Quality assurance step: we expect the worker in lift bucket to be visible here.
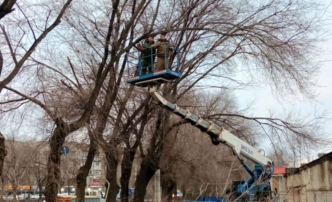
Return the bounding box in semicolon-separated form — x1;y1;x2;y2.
138;35;156;74
151;31;174;71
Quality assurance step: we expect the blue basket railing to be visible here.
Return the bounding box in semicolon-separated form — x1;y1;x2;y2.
126;43;180;79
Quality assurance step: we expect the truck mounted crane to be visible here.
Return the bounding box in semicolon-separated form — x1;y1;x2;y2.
148;86;274;202
127;43;274;201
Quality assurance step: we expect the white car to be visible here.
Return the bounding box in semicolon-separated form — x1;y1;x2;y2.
3;194;25;201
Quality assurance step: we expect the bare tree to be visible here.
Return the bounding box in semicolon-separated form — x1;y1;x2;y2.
50;1;159;202
0;0;17;179
0;1;74;200
30;149;47;202
2;138;34;201
0;1;330;202
75;129;98;202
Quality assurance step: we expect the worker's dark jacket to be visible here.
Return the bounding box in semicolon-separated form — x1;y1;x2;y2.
142;41;156;58
140;41;156;71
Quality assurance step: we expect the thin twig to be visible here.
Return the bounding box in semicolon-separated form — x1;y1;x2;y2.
15;2;36;40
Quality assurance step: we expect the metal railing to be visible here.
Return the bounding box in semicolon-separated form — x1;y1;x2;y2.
126;44;180;78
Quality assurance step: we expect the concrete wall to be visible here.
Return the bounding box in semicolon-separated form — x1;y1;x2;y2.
272;159;332;202
271;175;287;201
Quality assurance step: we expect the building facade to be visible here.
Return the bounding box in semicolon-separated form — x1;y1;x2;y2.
272;152;332;202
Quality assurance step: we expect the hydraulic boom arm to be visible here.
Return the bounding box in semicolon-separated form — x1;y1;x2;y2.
149;86;271;165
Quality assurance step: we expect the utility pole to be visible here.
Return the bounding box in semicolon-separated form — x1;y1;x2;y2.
154;170;161;202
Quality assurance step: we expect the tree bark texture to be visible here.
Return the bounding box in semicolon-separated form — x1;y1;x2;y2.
161;171;176;202
45;120;70;202
133;108;171;202
0;132;6;177
120;149;136;202
76;137;97;202
133;155;158;202
105;151;119;202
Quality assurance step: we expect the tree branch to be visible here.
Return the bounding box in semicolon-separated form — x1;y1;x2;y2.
15;2;36;40
0;0;73;92
0;0;16;20
0;51;3;78
4;86;55;119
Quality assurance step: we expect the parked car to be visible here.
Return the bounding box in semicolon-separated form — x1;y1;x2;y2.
3;194;25;201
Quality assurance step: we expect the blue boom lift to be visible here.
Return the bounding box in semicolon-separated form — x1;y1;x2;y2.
127;43;274;202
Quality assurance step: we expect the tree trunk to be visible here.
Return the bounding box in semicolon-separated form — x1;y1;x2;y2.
105;151;119;202
133;155;158;202
0;132;6;177
76;137;97;202
120;149;136;202
0;177;4;202
38;181;43;202
161;171;176;202
133;108;171;202
45;120;69;202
